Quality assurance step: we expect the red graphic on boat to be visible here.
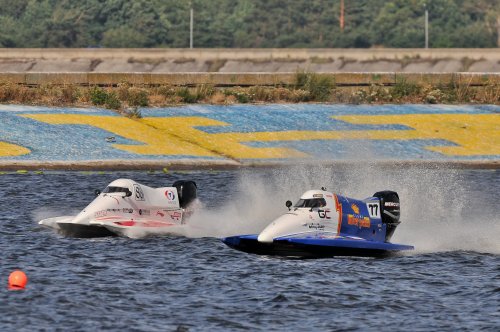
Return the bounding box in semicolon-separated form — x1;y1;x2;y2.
165;190;176;201
170;211;182;220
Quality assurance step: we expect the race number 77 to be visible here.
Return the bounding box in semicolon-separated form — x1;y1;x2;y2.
366;202;380;218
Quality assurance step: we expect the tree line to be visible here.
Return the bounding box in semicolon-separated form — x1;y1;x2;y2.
0;0;498;48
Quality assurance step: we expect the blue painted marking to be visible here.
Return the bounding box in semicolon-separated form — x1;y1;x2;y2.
246;139;461;160
0;107;219;161
0;105;118;115
139;104;499;134
1;104;499;162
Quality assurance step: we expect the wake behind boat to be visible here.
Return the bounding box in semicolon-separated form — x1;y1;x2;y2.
39;179;198;238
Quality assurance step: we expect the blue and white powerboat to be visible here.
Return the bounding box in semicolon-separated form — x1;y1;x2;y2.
222;189;414;258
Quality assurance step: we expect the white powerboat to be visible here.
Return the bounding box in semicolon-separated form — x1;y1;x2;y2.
39;179;198;238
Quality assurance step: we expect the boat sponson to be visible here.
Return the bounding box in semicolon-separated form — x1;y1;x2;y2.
222;235;413;258
57;223;117;238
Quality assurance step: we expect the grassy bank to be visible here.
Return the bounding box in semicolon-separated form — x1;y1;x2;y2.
0;73;498;114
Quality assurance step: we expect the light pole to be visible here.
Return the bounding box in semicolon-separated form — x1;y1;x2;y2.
497;16;500;47
340;0;344;31
190;6;194;48
424;4;429;48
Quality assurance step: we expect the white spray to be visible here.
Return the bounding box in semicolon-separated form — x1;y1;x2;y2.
34;165;499;254
186;164;499;254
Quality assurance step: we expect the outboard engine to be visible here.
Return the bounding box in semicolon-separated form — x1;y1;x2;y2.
372;191;400;242
172;180;197;208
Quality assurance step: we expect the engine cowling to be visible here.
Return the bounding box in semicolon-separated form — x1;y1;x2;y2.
172;180;197;208
372;191;400;241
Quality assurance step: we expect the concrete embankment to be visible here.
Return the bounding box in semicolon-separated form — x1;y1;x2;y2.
0;160;498;171
0;48;499;73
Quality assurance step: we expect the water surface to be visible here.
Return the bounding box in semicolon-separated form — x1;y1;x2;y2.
1;167;498;331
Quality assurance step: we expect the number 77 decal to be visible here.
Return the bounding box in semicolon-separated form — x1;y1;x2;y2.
366;202;381;219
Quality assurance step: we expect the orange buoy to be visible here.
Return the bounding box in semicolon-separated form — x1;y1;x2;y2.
8;270;28;290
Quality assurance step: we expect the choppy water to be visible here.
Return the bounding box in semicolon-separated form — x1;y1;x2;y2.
1;166;499;331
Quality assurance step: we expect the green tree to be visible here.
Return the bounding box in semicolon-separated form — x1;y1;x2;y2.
0;0;497;48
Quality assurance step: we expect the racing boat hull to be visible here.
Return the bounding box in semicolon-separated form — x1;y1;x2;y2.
222;189;414;258
38;179;198;239
223;235;414;258
57;222;117;238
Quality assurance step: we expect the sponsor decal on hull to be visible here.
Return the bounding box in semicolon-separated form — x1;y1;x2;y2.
347;215;371;228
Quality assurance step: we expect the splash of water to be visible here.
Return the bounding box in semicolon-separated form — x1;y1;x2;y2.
33;166;499;254
187;164;499;254
33;207;80;224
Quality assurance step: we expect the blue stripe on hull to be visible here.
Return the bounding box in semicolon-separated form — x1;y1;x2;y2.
222;235;413;258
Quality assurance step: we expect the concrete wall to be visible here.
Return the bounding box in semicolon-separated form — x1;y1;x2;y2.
0;48;499;73
1;48;499;60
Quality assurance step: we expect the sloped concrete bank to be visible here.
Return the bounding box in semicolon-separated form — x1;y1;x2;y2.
0;160;498;171
0;48;499;73
1;104;498;170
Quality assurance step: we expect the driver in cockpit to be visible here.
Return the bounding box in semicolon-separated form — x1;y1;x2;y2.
311;198;326;208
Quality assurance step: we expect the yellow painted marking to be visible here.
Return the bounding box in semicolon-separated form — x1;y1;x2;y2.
21;114;218;157
20;113;500;159
333;114;500;156
141;117;306;159
0;142;30;157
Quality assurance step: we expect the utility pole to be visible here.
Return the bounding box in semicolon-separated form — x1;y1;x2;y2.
190;6;194;48
424;4;429;48
340;0;345;31
497;16;500;47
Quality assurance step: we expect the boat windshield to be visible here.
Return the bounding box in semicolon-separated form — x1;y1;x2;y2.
294;198;326;208
103;186;130;194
